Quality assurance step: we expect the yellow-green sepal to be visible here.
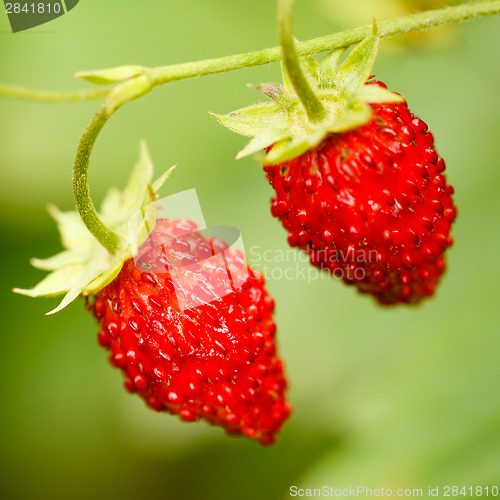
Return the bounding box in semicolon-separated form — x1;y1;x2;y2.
210;33;404;164
14;142;174;315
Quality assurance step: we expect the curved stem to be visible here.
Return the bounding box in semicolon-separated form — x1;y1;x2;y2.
3;1;499;104
148;0;500;87
278;0;326;123
72;105;122;253
4;0;500;254
0;84;109;102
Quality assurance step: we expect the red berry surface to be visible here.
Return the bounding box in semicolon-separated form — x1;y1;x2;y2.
264;81;457;304
92;219;290;445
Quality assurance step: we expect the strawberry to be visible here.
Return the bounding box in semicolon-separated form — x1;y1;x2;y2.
93;218;290;445
212;33;456;304
14;143;290;444
263;80;456;304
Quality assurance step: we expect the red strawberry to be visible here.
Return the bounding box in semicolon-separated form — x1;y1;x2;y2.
15;143;291;445
92;218;291;445
263;80;456;304
212;31;457;305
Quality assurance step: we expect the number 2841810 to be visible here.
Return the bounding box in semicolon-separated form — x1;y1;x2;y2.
5;3;62;14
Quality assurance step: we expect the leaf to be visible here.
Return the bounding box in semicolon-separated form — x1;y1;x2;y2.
247;83;294;109
75;65;145;85
209;103;288;137
354;85;405;104
30;251;90;271
14;264;88;298
47;205;94;251
281;60;295;95
14;142;177;314
46;267;108;315
121;140;154;217
335;36;380;94
318;49;344;88
302;55;320;83
326;101;372;133
236;129;290;160
100;187;122;223
105;75;153;115
152;165;177;193
263;130;325;165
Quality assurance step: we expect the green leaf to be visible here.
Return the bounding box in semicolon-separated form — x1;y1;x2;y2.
327;101;372;133
46;267;109;315
75;65;146;86
105;75;153;115
281;60;295;95
236;129;290;159
14;141;177;314
335;36;380;94
30;251;90;271
47;205;94;251
318;49;344;88
100;187;122;223
302;55;320;84
247;83;294;109
14;264;88;298
152;164;177;193
209;103;288;137
354;85;405;104
263;130;325;164
121;140;154;217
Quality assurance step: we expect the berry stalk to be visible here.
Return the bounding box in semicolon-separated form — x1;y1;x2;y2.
73;105;123;253
0;84;109;102
278;0;326;123
126;0;500;85
1;1;500;103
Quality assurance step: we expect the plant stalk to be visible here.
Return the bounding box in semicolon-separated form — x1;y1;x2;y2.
2;1;499;102
72;105;122;253
278;0;326;122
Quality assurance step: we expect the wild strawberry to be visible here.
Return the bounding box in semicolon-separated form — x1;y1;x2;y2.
15;143;290;444
212;32;456;304
263;81;456;304
94;218;290;445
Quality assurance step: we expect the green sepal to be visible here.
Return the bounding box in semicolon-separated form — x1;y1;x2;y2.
211;34;402;164
209;103;288;137
75;65;146;86
105;75;153;115
14;141;174;315
334;35;379;94
263;130;325;165
354;85;405;104
236;129;290;160
318;49;344;89
301;55;321;84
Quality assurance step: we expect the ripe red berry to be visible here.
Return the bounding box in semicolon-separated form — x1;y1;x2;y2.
93;218;291;444
264;81;457;304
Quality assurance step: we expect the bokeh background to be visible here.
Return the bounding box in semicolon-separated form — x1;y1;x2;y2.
1;1;500;498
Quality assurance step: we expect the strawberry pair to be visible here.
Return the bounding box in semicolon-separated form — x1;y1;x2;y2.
16;35;455;444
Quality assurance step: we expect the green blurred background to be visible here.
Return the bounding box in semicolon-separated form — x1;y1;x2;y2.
1;1;500;498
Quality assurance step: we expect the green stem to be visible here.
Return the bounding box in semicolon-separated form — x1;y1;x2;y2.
72;105;122;253
0;84;109;102
5;0;500;253
148;0;500;86
278;0;326;123
2;1;499;103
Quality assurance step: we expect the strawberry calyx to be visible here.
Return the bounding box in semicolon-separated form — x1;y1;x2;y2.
210;33;404;164
14;142;175;315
